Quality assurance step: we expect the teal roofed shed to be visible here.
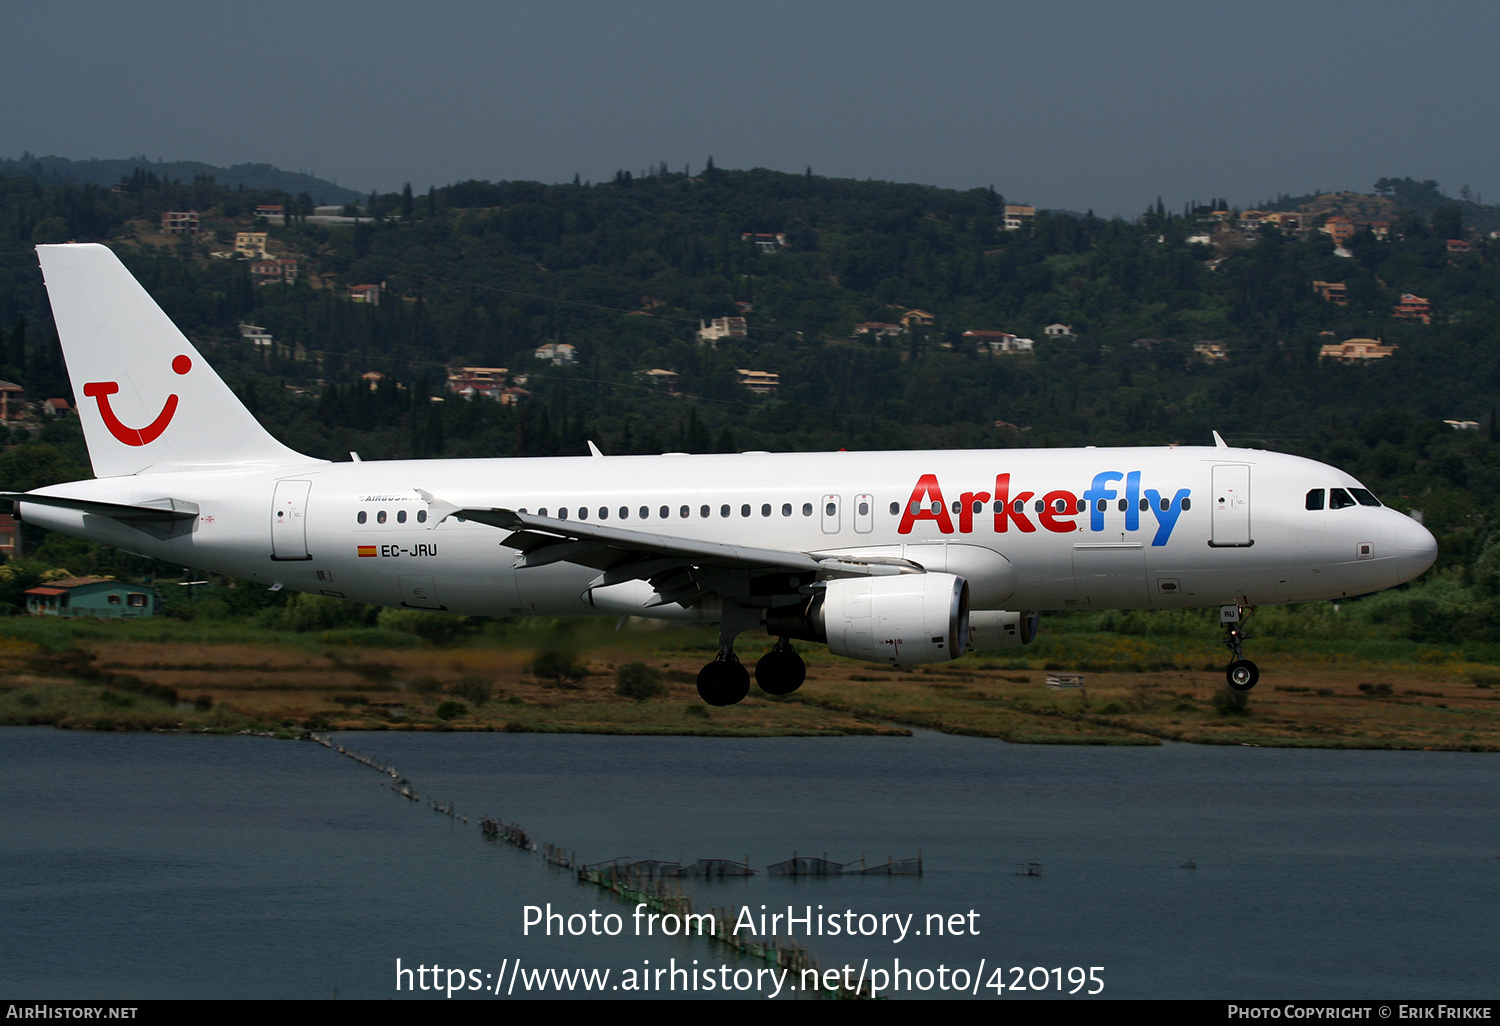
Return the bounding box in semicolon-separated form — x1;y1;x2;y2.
24;577;160;617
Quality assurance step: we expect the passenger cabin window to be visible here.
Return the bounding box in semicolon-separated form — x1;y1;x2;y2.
1329;488;1356;510
762;504;772;517
783;503;793;517
1306;489;1325;511
802;503;813;517
377;510;387;524
397;510;407;524
357;511;367;524
890;502;900;515
417;510;427;523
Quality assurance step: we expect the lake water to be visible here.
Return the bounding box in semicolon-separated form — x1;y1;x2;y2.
2;726;1496;999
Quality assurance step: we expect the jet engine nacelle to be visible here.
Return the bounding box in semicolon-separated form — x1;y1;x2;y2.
967;609;1040;649
788;572;971;665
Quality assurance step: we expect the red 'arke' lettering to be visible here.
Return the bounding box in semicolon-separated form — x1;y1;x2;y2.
897;474;953;534
991;473;1036;533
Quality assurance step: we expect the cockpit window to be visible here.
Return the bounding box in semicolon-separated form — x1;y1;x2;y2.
1349;488;1381;507
1305;489;1325;511
1329;488;1356;510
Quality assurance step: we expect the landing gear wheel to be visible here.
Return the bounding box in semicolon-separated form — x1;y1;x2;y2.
755;641;806;696
697;657;751;706
1226;659;1259;692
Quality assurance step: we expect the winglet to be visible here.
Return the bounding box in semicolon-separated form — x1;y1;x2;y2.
587;440;604;458
1212;431;1228;449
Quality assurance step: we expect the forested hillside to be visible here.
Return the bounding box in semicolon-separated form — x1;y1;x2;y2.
2;162;1499;638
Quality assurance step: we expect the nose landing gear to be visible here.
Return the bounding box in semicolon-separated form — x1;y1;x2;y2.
1221;605;1259;692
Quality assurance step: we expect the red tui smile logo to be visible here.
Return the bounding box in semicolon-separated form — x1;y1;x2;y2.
83;355;191;446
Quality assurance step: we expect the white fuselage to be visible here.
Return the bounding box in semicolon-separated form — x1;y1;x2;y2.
19;445;1436;618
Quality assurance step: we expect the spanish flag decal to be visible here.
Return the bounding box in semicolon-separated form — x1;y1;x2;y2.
357;545;377;558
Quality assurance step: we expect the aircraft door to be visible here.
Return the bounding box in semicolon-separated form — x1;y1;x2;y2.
821;494;841;534
854;493;874;534
1211;465;1252;547
271;479;313;560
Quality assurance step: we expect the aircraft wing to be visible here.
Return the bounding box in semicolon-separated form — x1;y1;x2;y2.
0;492;200;523
419;493;919;603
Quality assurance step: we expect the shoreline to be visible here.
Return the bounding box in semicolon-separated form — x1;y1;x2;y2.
2;631;1497;751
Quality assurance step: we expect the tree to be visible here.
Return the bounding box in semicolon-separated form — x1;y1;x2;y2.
615;662;664;701
532;650;587;688
1431;204;1463;241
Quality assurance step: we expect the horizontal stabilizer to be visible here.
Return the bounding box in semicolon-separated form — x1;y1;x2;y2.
1;492;199;523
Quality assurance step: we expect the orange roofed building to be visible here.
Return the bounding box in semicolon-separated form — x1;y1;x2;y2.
1392;294;1431;323
1320;338;1396;363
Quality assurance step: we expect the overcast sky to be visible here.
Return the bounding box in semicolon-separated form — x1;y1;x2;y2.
5;0;1496;217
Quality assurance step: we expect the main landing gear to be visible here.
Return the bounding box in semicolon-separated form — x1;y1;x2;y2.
755;638;806;696
695;641;808;706
1221;604;1259;692
695;610;806;706
696;652;750;707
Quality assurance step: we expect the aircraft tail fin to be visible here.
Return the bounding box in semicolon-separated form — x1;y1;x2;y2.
36;243;316;477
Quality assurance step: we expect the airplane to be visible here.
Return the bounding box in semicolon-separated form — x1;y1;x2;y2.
3;243;1439;706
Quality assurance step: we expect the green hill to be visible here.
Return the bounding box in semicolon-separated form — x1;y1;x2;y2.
0;153;363;207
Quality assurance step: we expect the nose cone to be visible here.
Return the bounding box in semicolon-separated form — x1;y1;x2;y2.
1393;514;1438;584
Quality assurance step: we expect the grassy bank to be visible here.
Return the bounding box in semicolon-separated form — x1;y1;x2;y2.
1;616;1498;750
